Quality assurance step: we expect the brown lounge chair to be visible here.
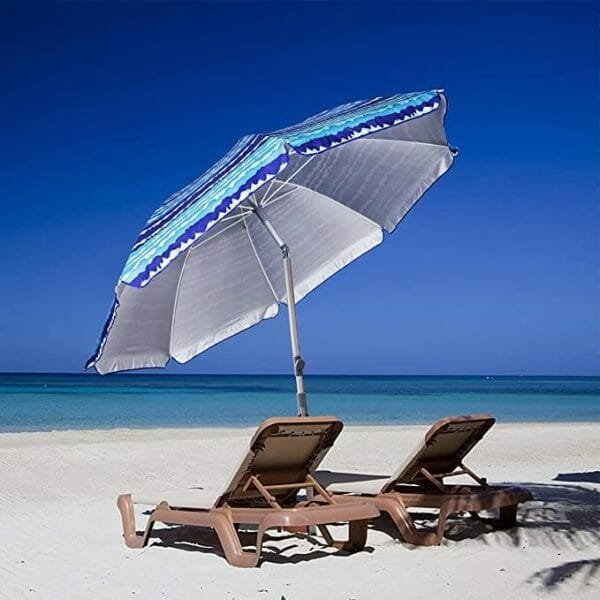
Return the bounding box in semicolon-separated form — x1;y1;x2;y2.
116;416;379;567
323;414;533;546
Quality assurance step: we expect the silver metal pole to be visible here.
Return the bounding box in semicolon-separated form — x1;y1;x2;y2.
283;252;308;416
253;206;308;416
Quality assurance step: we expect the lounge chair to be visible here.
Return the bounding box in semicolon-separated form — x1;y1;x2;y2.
323;414;533;546
116;416;379;567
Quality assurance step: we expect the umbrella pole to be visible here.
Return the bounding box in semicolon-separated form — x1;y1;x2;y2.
254;207;308;416
283;251;308;417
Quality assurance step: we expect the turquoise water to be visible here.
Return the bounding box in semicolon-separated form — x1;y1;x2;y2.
0;374;598;432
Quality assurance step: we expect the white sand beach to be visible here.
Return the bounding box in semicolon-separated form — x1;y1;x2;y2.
0;422;598;599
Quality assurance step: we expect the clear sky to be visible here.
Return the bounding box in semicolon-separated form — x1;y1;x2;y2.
1;1;598;375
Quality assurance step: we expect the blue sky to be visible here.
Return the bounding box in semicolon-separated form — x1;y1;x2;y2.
1;1;598;375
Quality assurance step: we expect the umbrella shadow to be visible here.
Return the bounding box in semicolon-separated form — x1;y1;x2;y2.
521;478;600;592
379;482;600;549
367;479;600;591
497;482;600;551
528;557;600;591
313;472;599;550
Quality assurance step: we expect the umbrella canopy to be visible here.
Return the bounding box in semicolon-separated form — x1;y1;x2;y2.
87;89;456;414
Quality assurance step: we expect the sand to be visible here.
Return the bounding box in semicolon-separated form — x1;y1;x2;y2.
0;422;598;599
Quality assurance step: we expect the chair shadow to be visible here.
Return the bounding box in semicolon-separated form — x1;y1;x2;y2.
315;469;388;486
139;475;599;584
140;468;386;565
146;524;373;566
553;471;600;484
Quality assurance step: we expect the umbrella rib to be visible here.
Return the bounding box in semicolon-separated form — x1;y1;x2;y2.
168;245;192;356
257;177;279;207
261;184;299;208
243;218;279;303
168;214;274;356
262;179;383;231
260;155;316;206
168;217;248;355
220;207;253;222
188;217;244;251
281;153;316;184
365;136;451;150
262;136;450;208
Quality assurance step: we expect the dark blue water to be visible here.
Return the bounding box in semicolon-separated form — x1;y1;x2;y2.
0;374;598;432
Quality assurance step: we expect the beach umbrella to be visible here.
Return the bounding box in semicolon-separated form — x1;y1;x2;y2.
87;89;456;416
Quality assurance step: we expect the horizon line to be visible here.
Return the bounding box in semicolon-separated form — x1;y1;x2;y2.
1;372;598;378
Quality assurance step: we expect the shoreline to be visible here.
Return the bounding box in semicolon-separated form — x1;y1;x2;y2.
0;419;599;440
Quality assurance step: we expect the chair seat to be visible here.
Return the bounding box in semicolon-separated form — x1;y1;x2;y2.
132;487;218;508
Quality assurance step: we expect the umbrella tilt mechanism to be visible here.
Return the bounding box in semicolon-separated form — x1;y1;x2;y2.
253;204;308;417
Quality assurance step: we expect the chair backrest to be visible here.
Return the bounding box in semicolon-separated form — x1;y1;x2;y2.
381;414;495;493
215;416;343;507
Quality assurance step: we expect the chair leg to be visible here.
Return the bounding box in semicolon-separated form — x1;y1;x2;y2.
317;519;370;552
117;494;155;549
212;510;262;568
380;497;438;546
317;524;335;546
498;504;518;528
434;503;451;544
346;518;369;551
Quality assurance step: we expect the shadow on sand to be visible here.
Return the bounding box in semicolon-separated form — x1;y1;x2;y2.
317;470;600;591
553;471;600;484
140;472;598;587
145;523;374;566
316;469;387;486
529;557;600;591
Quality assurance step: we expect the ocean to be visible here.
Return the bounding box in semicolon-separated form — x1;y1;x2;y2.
0;374;598;432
